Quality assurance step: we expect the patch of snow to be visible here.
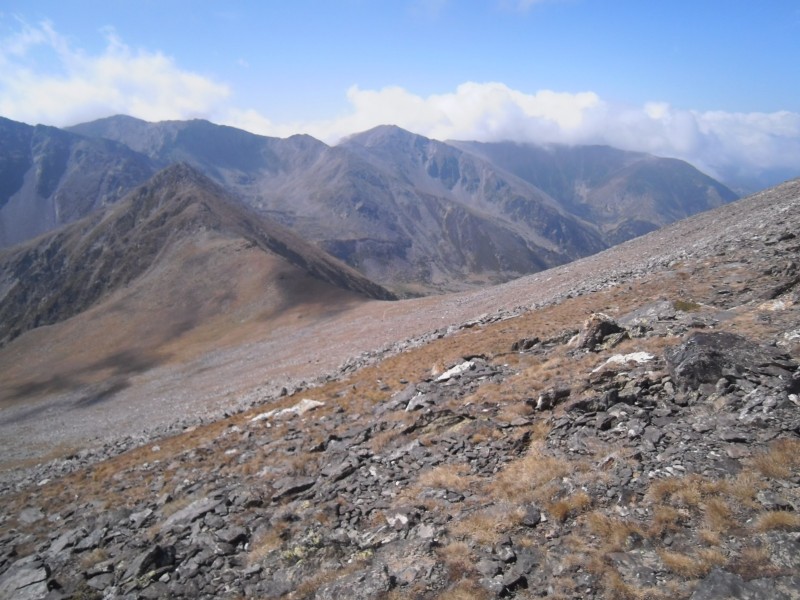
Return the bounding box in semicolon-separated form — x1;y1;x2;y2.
250;398;325;423
435;361;475;382
592;352;655;373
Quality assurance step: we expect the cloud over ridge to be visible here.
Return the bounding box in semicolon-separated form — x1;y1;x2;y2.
0;20;230;125
1;21;797;190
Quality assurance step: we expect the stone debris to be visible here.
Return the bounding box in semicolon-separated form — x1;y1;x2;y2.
1;180;799;599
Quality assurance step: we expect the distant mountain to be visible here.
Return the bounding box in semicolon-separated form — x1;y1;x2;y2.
0;163;394;346
0;115;739;294
0;117;156;248
450;140;738;244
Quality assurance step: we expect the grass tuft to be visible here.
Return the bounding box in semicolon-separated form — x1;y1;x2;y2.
751;510;800;532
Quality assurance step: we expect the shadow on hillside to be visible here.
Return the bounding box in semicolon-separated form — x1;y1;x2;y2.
72;378;133;409
1;348;171;408
257;271;362;324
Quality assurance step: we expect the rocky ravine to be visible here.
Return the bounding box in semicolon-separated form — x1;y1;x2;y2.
1;180;799;599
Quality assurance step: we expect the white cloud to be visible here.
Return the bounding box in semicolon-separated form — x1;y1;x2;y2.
0;20;230;126
223;83;799;189
1;22;796;190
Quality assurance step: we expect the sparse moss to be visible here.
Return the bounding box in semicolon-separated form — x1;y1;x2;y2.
672;299;701;312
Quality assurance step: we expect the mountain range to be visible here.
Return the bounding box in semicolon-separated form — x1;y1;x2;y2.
1;115;737;296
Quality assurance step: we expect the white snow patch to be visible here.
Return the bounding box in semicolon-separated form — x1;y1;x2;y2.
435;361;475;382
250;398;325;423
592;352;655;373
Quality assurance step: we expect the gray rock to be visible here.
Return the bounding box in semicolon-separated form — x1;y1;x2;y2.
314;564;393;600
690;568;800;600
73;527;106;552
476;558;504;577
159;496;222;532
272;476;316;501
666;332;799;394
521;505;542;527
576;313;625;351
215;525;248;546
0;556;50;600
18;507;45;525
123;544;176;581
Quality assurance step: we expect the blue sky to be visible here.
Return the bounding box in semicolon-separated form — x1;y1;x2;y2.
1;1;799;188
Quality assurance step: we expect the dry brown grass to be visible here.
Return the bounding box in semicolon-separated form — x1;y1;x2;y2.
648;505;689;538
417;464;477;493
547;490;592;523
697;529;723;546
158;494;193;518
583;512;645;552
488;441;576;505
702;497;735;532
247;527;286;565
725;471;764;508
438;540;477;582
751;510;800;532
658;548;726;578
449;506;510;545
437;580;491;600
728;544;780;579
750;438;800;480
599;570;656;600
79;548;109;569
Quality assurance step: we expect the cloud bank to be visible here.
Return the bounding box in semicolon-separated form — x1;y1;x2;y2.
1;21;797;191
228;83;799;190
0;20;230;125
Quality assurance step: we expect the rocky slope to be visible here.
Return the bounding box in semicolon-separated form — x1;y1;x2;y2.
1;180;798;599
450;140;738;244
0;117;156;248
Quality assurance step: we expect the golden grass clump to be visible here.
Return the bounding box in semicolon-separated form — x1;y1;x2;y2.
437;580;491;600
438;541;477;582
702;497;735;533
547;490;592;523
658;548;726;578
450;507;508;546
418;464;477;493
488;442;574;505
583;512;645;552
648;505;689;538
247;527;286;565
751;510;800;532
750;438;800;480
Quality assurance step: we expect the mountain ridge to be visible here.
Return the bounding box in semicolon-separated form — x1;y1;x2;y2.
59;115;739;293
0;163;394;346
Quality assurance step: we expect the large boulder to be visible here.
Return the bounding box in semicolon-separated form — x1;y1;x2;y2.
665;332;799;394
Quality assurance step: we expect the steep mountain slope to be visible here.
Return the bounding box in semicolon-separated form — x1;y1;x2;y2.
451;140;738;244
70;118;610;292
0;117;156;248
1;179;798;600
0;163;394;347
339;125;607;277
64;116;734;293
